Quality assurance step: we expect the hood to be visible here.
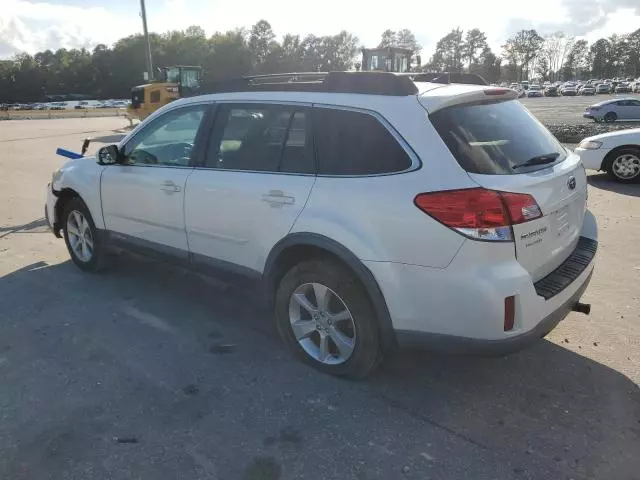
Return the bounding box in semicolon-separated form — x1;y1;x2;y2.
61;155;97;171
583;127;640;144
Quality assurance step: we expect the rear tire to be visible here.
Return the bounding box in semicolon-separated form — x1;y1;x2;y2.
62;197;106;272
605;147;640;183
604;112;617;123
274;258;381;379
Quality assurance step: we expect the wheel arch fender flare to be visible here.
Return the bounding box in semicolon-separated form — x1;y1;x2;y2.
263;232;397;350
603;144;640;167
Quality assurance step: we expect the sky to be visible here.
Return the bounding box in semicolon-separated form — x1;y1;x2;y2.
1;0;639;60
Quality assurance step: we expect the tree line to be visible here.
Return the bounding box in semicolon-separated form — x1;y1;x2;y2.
0;20;638;103
0;21;360;102
424;27;640;83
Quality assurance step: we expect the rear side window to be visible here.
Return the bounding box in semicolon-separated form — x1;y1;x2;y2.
206;104;314;174
430;100;566;175
313;108;412;175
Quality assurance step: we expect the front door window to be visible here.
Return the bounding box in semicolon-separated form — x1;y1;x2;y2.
123;105;207;167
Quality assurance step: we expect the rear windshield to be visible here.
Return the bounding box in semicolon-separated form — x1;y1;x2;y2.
430;100;565;175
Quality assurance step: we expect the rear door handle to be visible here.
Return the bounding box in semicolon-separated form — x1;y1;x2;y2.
161;181;181;193
262;190;295;206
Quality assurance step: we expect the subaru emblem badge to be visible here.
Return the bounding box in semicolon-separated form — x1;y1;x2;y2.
567;176;576;190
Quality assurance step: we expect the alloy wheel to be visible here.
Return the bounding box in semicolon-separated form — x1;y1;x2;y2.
288;282;356;365
66;210;93;262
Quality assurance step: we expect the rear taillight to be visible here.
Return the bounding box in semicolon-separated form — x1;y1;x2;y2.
414;188;542;242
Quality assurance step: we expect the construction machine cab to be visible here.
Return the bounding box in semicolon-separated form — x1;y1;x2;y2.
163;65;202;97
127;65;202;122
361;47;413;73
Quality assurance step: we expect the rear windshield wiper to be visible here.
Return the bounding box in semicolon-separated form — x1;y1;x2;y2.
512;152;560;169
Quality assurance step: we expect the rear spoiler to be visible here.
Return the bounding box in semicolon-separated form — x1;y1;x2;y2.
399;72;488;86
420;87;519;114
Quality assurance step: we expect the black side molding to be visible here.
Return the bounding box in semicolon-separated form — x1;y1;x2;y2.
534;236;597;300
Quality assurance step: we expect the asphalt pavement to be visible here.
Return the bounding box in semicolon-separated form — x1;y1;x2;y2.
0;117;638;480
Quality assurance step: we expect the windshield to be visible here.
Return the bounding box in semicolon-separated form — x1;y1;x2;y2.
165;67;180;83
430;99;566;175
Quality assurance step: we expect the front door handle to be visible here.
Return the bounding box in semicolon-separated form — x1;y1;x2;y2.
262;190;295;207
161;181;181;193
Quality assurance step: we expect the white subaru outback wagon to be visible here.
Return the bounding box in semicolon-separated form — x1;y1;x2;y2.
45;72;598;378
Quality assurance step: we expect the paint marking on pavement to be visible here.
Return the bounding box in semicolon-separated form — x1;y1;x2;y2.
122;305;174;334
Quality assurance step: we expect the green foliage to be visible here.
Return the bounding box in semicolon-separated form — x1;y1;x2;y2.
462;29;488;69
1;21;638;102
502;29;544;81
428;28;465;73
0;20;359;102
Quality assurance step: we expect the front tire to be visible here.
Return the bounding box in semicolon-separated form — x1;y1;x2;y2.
605;148;640;183
62;197;105;272
275;259;381;379
604;112;617;123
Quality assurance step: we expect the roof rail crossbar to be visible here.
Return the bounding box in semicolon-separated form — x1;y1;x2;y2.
198;71;419;96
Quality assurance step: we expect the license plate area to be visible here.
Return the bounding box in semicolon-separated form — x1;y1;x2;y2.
554;204;571;239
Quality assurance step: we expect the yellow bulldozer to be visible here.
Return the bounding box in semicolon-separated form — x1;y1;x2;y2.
126;65;202;121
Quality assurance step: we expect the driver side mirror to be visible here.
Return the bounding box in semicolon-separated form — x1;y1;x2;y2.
97;145;121;165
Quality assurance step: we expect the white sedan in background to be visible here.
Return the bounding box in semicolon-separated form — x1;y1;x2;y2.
575;128;640;183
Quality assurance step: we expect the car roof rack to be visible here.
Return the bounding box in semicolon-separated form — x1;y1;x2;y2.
198;71;419;96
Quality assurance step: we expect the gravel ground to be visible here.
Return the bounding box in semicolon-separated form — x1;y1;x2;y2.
0;117;639;480
520;94;638;124
521;94;640;142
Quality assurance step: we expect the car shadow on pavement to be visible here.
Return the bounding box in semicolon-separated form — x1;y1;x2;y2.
1;255;638;479
372;343;640;477
588;173;640;197
0;218;48;239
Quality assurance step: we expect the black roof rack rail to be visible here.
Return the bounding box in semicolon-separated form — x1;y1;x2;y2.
197;71;419;96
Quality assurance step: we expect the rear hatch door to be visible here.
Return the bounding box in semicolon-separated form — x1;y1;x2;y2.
428;97;587;281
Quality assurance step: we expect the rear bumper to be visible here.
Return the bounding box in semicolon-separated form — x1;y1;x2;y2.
395;270;593;354
366;210;598;353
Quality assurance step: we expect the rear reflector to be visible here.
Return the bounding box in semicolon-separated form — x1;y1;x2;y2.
414;188;542;242
504;296;515;331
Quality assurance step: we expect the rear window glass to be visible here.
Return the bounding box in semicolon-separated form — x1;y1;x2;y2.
430;100;566;174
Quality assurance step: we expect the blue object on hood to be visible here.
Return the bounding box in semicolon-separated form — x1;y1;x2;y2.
56;148;83;160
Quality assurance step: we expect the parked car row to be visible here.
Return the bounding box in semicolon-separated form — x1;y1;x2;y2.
497;78;640;98
1;99;130;111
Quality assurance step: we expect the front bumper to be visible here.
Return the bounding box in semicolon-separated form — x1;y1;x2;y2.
574;146;609;170
45;183;62;238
